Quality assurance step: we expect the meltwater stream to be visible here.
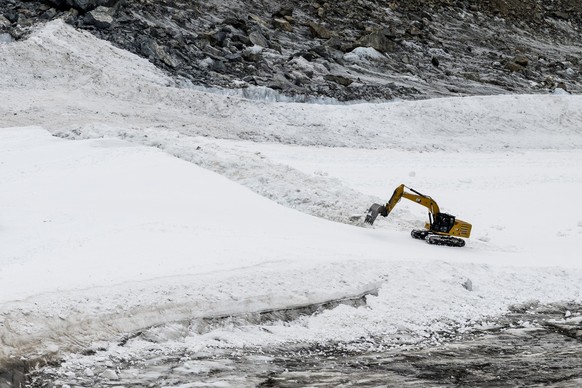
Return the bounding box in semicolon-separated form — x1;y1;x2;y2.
19;302;582;387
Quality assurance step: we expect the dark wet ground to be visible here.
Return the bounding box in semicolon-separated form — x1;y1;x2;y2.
18;302;582;387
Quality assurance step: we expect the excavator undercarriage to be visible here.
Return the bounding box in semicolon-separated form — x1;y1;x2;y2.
410;229;466;247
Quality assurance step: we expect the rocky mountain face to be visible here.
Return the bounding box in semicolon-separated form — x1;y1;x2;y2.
2;0;582;101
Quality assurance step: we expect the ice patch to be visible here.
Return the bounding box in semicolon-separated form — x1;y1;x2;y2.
344;47;386;62
553;87;569;95
0;33;13;44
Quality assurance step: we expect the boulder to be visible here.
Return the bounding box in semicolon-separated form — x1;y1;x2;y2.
43;8;58;20
552;10;570;20
231;33;251;46
273;18;293;32
223;17;248;32
272;7;293;18
308;22;331;39
208;30;228;46
63;8;79;25
100;370;119;380
141;38;180;68
211;60;226;72
84;6;113;29
514;54;529;67
3;11;18;24
324;74;353;86
0;15;11;28
248;30;269;48
358;30;394;53
504;61;524;72
408;26;422;36
268;76;292;91
17;17;34;27
242;47;262;62
225;53;242;62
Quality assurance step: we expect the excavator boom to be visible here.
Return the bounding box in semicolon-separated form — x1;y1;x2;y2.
365;184;439;224
365;184;471;247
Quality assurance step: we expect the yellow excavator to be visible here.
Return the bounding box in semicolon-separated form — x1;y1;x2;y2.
365;184;471;247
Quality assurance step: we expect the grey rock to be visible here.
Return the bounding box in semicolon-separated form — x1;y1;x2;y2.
201;43;221;58
505;62;524;72
17;17;33;27
84;6;113;29
225;53;241;62
63;8;79;25
231;33;250;46
553;11;570;20
3;10;18;23
324;74;353;86
248;30;269;48
211;60;226;72
0;15;11;28
308;22;331;39
141;38;180;68
408;26;422;36
223;17;248;32
358;30;395;53
272;7;293;18
242;47;262;62
43;8;58;19
324;35;343;50
543;76;555;88
269;41;283;54
267;73;293;91
209;30;228;46
273;18;292;32
514;54;529;67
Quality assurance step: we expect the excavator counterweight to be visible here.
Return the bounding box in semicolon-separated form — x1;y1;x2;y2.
365;184;471;247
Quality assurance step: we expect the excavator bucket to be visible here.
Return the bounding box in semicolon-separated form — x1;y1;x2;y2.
365;203;386;225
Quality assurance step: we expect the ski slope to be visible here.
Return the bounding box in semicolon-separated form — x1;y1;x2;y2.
1;21;581;367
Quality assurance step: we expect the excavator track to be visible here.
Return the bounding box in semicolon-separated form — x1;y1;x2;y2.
411;229;465;247
410;229;429;240
425;234;466;247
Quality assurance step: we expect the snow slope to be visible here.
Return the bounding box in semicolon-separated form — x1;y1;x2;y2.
1;21;582;366
2;20;582;228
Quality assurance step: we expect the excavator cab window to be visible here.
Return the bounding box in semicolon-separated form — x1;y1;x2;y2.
431;213;455;233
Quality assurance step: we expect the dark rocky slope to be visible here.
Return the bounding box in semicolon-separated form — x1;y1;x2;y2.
2;0;582;101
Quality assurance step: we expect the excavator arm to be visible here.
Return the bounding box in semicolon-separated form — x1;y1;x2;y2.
365;184;439;225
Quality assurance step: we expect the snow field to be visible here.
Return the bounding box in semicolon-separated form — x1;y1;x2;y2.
0;20;581;366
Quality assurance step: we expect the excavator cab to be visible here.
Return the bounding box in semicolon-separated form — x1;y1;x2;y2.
429;213;456;233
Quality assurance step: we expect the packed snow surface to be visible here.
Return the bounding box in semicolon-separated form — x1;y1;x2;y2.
1;21;582;365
